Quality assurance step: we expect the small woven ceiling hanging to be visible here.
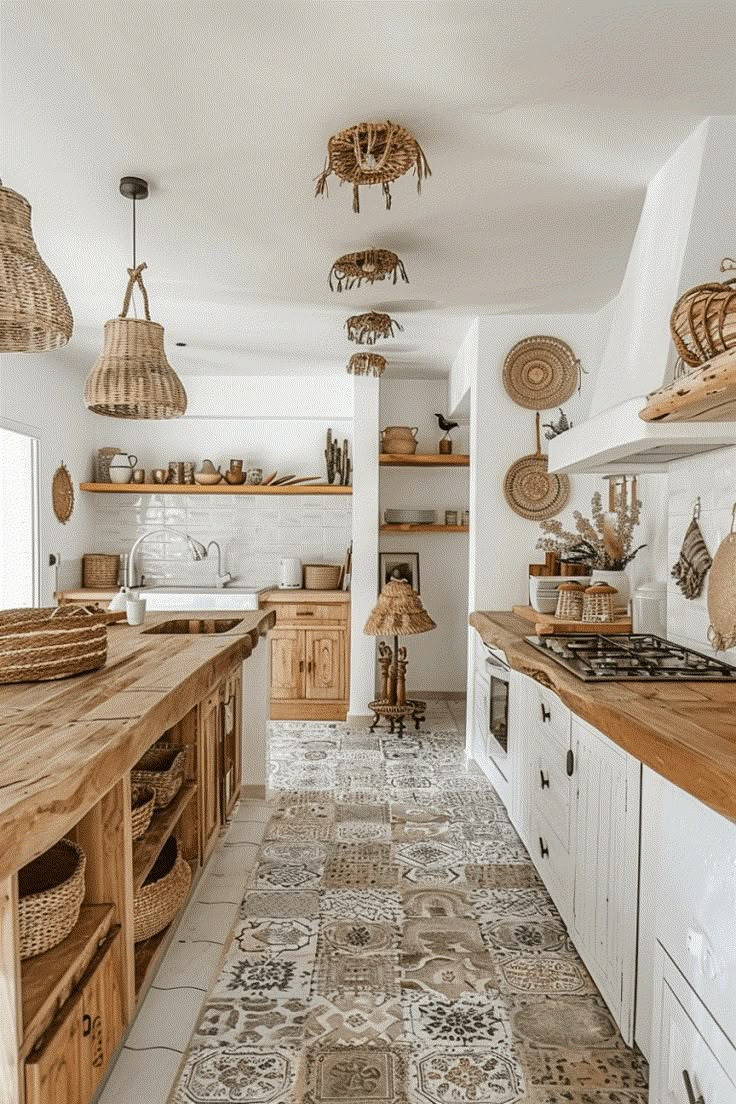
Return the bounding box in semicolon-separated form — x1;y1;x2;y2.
0;181;73;352
84;177;187;419
347;352;386;378
345;311;402;345
315;120;431;213
329;250;408;292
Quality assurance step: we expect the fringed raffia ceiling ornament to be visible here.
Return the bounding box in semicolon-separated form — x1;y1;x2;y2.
345;311;402;346
347;352;386;378
329;249;408;292
315;121;431;213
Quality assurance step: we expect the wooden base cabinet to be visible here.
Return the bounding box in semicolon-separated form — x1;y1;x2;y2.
262;597;350;721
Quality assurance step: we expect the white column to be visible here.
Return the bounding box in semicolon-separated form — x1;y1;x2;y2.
348;375;380;721
241;638;269;797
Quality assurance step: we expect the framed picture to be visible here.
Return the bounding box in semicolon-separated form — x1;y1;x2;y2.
379;552;420;594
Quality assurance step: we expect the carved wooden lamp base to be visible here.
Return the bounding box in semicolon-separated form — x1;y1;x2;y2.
368;698;426;737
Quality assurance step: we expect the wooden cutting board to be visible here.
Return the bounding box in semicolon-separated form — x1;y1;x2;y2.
513;605;633;635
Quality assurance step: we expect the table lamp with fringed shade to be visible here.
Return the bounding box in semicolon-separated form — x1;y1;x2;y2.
364;579;436;736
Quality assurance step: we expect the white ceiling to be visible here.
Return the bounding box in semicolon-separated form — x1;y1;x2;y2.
3;0;736;378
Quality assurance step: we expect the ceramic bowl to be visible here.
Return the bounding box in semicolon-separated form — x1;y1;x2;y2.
151;469;170;484
109;466;134;484
224;470;247;485
194;472;223;485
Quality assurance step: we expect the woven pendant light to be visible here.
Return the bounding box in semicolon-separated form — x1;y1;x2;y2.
316;121;431;213
0;182;73;352
345;311;402;345
347;352;386;378
329;249;408;292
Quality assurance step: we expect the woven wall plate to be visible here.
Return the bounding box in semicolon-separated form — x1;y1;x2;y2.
503;414;570;521
707;527;736;651
52;463;74;523
503;336;579;409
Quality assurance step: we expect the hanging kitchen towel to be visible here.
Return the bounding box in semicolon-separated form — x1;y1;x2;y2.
671;515;712;599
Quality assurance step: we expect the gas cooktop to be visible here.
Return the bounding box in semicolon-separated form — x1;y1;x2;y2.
525;633;736;681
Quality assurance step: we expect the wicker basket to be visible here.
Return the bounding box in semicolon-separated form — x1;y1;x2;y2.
131;785;156;842
670;260;736;367
83;554;121;589
555;581;586;621
133;836;191;943
581;584;617;623
303;563;342;590
131;744;186;809
18;839;86;960
0;606;108;685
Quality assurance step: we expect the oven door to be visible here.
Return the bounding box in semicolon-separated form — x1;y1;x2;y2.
485;649;510;766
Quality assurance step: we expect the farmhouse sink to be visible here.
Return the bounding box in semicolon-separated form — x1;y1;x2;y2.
140;585;266;612
143;618;244;635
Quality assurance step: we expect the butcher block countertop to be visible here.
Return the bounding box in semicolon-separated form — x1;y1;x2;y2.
0;609;275;882
471;611;736;823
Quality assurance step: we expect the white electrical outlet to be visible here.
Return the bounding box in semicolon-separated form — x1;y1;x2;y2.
48;552;61;568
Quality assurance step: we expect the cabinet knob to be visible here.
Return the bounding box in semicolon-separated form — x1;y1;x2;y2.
541;703;551;723
540;770;550;790
299;659;304;672
682;1070;705;1104
539;837;549;859
566;749;575;777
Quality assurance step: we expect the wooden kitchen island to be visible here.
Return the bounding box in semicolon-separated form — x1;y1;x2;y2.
0;608;274;1104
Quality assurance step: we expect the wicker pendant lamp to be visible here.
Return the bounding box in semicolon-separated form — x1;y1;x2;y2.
346;311;402;345
347;352;386;378
0;181;73;352
84;178;186;419
316;120;431;213
329;249;408;292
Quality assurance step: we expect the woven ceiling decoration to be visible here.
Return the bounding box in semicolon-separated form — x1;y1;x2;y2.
347;352;386;378
84;263;187;419
345;311;402;346
316;120;430;213
0;182;73;352
329;249;408;292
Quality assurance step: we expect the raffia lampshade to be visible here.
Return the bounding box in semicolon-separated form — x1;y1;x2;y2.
0;183;73;352
316;121;431;213
84;262;187;419
346;312;402;345
347;352;386;379
329;250;408;292
364;580;436;637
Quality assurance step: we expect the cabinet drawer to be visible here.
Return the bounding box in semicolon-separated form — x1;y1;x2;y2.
532;809;572;924
267;603;347;625
535;740;573;851
529;681;570;749
652;945;736;1103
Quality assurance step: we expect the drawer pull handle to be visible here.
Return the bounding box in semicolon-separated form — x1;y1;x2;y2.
82;1013;92;1037
682;1070;704;1104
296;611;315;616
539;837;549;859
566;749;574;777
540;771;550;790
299;659;304;673
541;704;551;723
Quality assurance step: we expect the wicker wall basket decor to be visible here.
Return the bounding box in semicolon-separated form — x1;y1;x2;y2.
0;183;73;352
503;336;580;409
18;839;86;960
315;120;430;213
52;463;74;523
347;352;387;378
345;311;402;345
503;414;571;520
0;606;108;684
329;250;408;292
84;262;187;419
670;258;736;367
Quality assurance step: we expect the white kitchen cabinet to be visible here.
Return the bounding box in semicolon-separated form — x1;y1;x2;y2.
571;715;641;1045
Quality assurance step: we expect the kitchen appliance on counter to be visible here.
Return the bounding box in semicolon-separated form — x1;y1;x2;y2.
525;633;736;681
278;557;302;589
632;581;667;636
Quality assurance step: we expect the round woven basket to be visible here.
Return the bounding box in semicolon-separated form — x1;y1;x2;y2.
555;581;585;621
0;606;108;685
670;260;736;367
131;744;186;809
18;839;86;960
581;584;617;623
133;836;191;943
131;785;156;842
503;336;579;409
0;184;73;352
83;554;121;589
303;564;342;590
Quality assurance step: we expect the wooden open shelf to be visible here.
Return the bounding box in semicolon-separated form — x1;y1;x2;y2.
21;903;114;1044
379;453;469;467
132;782;197;894
80;482;351;495
380;524;469;533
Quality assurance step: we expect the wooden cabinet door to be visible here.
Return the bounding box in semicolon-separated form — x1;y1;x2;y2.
81;931;124;1103
270;629;304;700
305;629;343;701
222;666;242;819
571;717;641;1044
199;689;221;862
25;990;84;1104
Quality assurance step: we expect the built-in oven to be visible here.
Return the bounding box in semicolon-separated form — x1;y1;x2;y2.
484;645;510;766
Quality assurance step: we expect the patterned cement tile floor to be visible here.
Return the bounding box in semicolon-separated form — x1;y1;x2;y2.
172;702;648;1103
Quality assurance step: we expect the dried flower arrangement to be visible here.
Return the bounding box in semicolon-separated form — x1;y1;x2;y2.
536;491;646;570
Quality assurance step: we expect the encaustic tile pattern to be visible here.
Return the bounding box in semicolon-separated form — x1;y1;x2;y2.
172;704;648;1103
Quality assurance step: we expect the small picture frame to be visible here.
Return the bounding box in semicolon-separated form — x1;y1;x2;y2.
379;552;420;594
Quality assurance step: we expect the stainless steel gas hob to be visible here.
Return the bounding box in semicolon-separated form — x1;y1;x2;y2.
525;633;736;681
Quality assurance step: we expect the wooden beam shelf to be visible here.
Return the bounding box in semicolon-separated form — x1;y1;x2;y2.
80;482;351;495
640;347;736;422
379;453;470;467
380;524;469;533
132;782;197;894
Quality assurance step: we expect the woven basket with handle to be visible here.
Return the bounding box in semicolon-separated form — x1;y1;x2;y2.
18;839;86;960
133;836;191;943
0;606;108;684
131;744;186;808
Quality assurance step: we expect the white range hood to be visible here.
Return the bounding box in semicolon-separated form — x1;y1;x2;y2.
548;396;736;474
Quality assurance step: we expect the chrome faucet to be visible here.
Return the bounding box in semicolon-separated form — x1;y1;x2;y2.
207;541;232;588
125;529;208;589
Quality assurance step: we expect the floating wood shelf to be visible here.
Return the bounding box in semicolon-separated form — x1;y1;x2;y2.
21;903;115;1044
80;482;351;495
132;782;197;894
380;524;469;533
379;453;470;467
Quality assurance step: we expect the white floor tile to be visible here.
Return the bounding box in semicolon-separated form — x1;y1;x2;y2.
195;870;247;905
209;841;260;877
177;899;239;945
235;797;273;821
152;937;225;992
97;1045;184;1104
226;818;268;845
126;985;205;1052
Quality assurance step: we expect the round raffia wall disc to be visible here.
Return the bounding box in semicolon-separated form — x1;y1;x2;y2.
707;531;736;651
52;463;74;523
503;455;570;520
503;336;579;409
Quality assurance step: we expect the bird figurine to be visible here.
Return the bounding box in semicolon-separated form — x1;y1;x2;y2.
434;413;458;455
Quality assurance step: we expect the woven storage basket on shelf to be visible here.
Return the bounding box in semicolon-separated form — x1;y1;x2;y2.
131;744;186;809
18;839;86;960
83;553;121;589
670;259;736;367
581;584;617;624
555;581;586;621
0;606;108;685
131;785;156;842
133;836;191;943
303;564;342;590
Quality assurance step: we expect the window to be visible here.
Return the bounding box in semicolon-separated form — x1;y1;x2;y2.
0;423;40;609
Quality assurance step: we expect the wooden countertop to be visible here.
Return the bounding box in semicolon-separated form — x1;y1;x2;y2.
260;589;350;604
0;609;275;882
470;611;736;823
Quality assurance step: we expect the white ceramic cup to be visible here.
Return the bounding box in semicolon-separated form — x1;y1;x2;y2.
126;596;147;625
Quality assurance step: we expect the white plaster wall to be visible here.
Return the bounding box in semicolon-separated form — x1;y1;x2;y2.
349;375;380;718
448;320;478;417
379;379;469;694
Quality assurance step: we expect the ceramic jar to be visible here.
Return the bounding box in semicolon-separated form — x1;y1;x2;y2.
382;426;419;455
108;454;138;484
